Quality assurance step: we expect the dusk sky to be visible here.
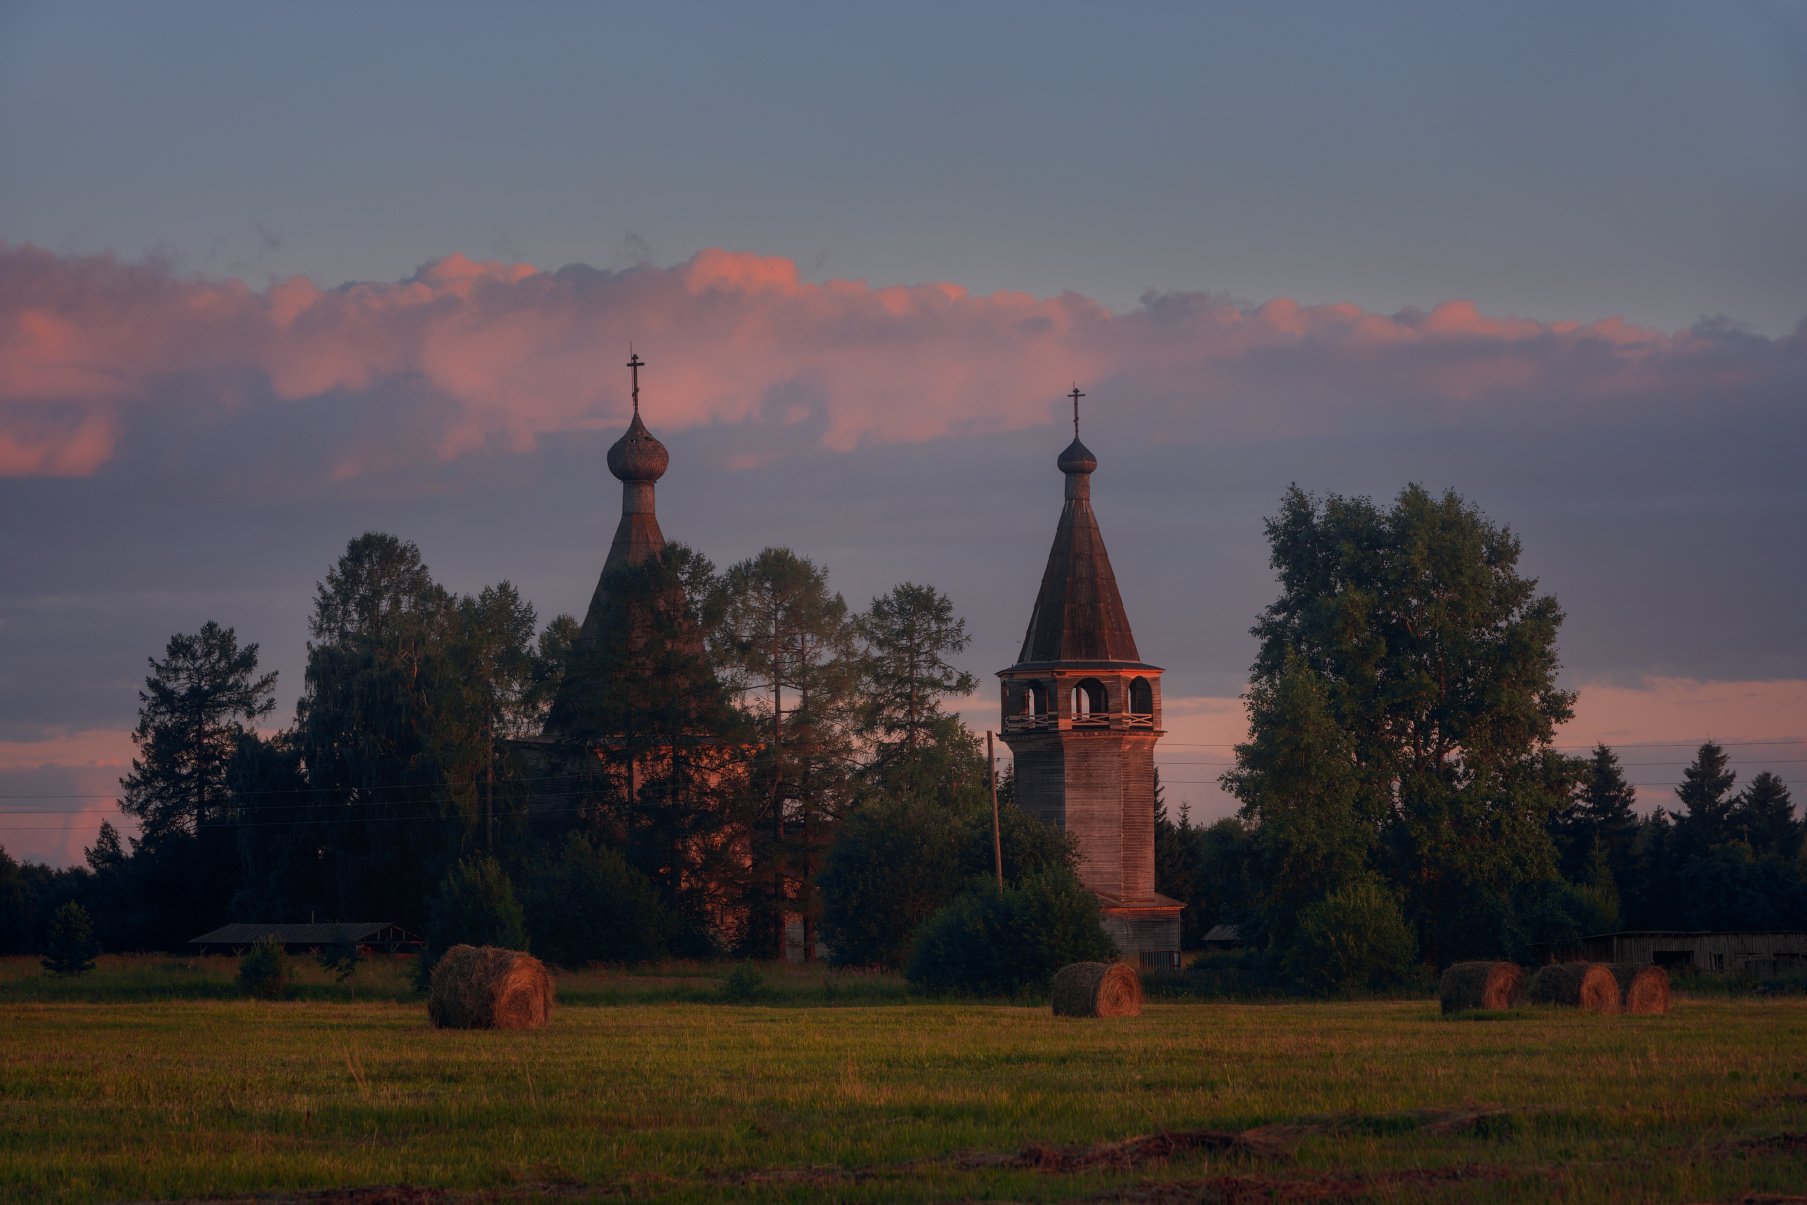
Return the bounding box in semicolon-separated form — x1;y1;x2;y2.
2;2;1804;865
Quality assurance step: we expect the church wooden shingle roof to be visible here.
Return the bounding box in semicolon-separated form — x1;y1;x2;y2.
1011;433;1149;668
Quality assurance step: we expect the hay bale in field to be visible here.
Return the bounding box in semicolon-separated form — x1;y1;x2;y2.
427;944;554;1030
1438;961;1524;1014
1051;961;1142;1017
1528;961;1621;1014
1610;963;1671;1015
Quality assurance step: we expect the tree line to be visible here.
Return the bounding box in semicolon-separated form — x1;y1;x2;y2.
1;533;1044;970
1150;485;1804;993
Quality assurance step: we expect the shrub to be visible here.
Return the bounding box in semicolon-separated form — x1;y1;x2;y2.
518;832;669;967
316;927;361;983
40;901;99;977
237;935;289;999
418;854;527;988
718;964;770;1003
1282;877;1418;996
820;799;1086;970
819;797;958;968
906;868;1115;997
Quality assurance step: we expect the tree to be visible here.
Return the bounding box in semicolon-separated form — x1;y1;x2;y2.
905;868;1115;997
115;621;277;947
714;548;859;958
550;545;752;948
0;845;23;955
1222;655;1380;945
519;832;671;967
41;901;99;976
420;854;527;986
1673;741;1738;855
853;583;983;808
1555;744;1641;889
1280;876;1416;996
1226;485;1575;963
1732;771;1799;862
817;797;959;968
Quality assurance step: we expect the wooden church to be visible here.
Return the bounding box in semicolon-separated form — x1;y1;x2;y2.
998;390;1182;966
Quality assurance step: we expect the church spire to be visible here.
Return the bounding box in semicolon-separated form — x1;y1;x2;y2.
603;350;668;571
1017;386;1138;665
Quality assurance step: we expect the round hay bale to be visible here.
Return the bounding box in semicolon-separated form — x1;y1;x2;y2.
1051;961;1142;1017
1528;961;1621;1015
1610;963;1671;1015
427;944;554;1030
1438;961;1523;1014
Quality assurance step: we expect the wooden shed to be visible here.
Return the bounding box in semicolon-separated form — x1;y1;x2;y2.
1580;930;1807;974
189;922;422;956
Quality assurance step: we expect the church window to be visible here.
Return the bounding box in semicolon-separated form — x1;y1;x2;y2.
1073;678;1108;718
1129;677;1153;715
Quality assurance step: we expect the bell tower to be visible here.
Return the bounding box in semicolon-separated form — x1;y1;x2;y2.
998;388;1181;964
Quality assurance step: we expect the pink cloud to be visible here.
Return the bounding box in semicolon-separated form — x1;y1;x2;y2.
0;241;1800;478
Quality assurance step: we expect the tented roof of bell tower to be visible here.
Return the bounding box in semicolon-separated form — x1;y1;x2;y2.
1012;434;1147;667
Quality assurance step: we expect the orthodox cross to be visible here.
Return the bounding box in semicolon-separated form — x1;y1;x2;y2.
1069;384;1085;438
627;350;645;416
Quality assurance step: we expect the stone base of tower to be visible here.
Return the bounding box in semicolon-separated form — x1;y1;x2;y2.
1099;896;1184;970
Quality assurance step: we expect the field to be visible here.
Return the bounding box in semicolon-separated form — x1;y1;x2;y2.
4;958;1807;1203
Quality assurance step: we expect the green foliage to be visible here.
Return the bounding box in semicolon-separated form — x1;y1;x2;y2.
717;964;770;1003
818;797;960;968
315;928;361;983
236;936;289;999
519;832;670;967
0;844;25;956
1674;741;1738;854
853;583;984;809
420;854;527;987
819;799;1085;970
713;547;860;957
1281;876;1417;996
544;545;751;942
1228;485;1574;962
40;901;99;977
905;868;1115;997
1732;771;1800;861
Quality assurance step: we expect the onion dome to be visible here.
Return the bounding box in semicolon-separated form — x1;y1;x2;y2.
607;411;669;483
1057;436;1097;475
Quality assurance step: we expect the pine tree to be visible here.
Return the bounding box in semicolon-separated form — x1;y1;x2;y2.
853;583;982;808
714;548;859;958
1573;744;1641;889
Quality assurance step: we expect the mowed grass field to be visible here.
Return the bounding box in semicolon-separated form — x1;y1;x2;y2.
4;958;1807;1203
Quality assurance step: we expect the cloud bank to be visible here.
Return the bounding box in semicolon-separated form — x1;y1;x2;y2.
4;242;1802;479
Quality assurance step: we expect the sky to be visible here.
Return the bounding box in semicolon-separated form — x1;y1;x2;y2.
1;2;1804;865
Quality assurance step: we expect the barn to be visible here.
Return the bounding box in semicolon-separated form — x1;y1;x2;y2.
1581;930;1807;975
189;922;421;956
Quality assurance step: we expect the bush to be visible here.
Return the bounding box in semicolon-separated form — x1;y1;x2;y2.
237;935;289;999
315;927;361;983
820;799;1086;970
419;854;527;988
40;900;99;977
1282;877;1418;996
519;832;670;967
906;868;1115;997
819;798;959;968
717;964;770;1003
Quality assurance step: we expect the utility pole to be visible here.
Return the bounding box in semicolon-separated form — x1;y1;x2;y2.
988;730;1003;894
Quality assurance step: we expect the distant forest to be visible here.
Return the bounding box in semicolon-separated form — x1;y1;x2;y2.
3;489;1803;991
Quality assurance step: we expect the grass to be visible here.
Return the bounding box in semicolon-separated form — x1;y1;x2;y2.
4;958;1807;1203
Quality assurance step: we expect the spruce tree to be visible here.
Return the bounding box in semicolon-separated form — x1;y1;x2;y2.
1674;741;1738;854
41;901;99;977
1731;771;1799;861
